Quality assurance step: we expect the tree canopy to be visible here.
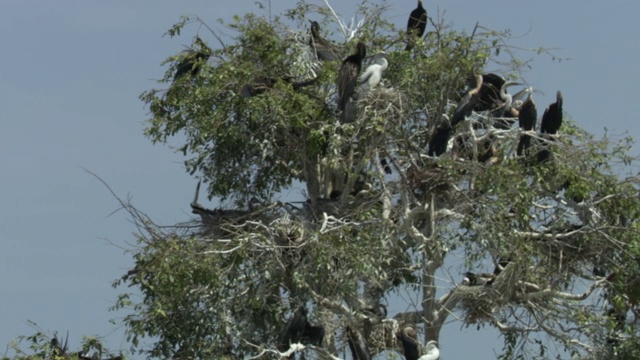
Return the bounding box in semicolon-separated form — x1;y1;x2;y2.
106;1;640;359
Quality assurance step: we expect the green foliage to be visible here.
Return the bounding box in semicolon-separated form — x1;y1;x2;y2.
2;328;122;360
123;1;640;359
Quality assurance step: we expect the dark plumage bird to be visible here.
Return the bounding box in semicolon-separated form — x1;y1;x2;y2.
173;37;211;81
468;73;505;112
346;326;371;360
337;42;367;120
428;118;452;157
405;0;428;51
540;91;563;134
516;95;538;156
452;74;483;125
309;21;341;61
277;305;325;357
536;91;563;164
397;326;421;360
277;306;308;354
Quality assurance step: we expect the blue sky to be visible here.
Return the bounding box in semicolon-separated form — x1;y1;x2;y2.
1;1;637;359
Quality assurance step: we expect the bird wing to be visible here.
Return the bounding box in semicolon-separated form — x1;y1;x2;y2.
540;106;551;133
338;62;359;110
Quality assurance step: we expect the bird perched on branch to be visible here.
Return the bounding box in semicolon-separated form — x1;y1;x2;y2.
405;0;428;51
309;21;340;61
173;37;211;81
540;91;563;134
537;91;564;163
397;327;440;360
517;94;537;156
337;42;367;122
452;74;483;125
346;326;371;360
358;52;388;93
397;326;421;360
277;305;325;357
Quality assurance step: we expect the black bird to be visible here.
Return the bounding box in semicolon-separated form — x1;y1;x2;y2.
516;95;538;156
173;37;211;81
397;326;420;360
469;73;505;112
540;91;563;134
277;305;325;357
309;21;341;61
405;0;428;51
428;120;452;157
452;74;483;125
536;91;563;164
277;306;308;354
337;42;367;120
301;323;325;347
346;326;371;360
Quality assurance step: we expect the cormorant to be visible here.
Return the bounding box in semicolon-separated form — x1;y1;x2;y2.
337;42;367;120
452;74;483;125
309;21;341;61
346;326;371;360
536;91;563;164
516;95;537;156
405;0;428;51
427;116;452;157
397;326;421;360
358;52;388;93
540;91;563;134
277;306;308;353
469;73;505;112
173;37;211;81
277;305;325;357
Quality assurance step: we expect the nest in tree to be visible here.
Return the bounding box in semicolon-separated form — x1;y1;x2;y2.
355;87;406;129
458;263;521;324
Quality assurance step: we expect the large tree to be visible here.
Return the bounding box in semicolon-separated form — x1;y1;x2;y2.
114;1;640;359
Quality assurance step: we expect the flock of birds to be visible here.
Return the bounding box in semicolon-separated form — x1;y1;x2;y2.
272;305;440;360
172;0;563;165
168;1;567;358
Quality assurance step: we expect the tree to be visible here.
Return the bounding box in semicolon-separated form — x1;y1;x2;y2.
2;327;123;360
114;1;640;359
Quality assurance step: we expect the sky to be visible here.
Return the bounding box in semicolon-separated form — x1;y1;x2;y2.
1;1;638;359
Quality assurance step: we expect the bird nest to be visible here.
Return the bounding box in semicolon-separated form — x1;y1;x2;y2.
355;87;406;127
458;264;521;325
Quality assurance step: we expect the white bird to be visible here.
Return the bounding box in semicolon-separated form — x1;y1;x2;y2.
420;340;440;360
358;52;388;93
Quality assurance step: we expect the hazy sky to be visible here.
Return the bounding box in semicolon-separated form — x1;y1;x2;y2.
1;1;637;359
